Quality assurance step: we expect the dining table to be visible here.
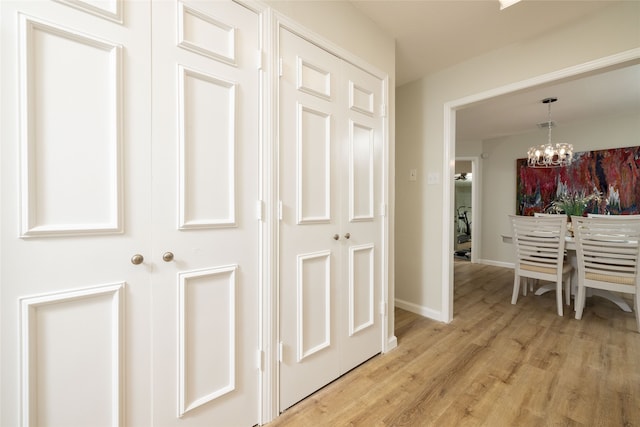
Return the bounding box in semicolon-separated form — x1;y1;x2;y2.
501;234;632;312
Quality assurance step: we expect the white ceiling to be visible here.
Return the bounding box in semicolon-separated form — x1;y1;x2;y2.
455;63;640;141
349;0;640;141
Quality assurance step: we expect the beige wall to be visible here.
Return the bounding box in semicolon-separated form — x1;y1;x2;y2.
267;1;395;77
396;1;640;318
480;111;640;267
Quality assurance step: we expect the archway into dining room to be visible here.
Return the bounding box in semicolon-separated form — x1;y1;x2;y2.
443;50;640;323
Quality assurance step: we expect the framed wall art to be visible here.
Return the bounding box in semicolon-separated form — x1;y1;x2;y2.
517;145;640;216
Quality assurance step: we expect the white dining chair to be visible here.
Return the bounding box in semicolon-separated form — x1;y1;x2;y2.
509;215;572;316
572;216;640;332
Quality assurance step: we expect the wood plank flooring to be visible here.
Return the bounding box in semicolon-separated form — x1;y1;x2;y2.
266;260;640;426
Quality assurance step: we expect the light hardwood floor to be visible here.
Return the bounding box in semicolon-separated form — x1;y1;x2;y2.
267;260;640;426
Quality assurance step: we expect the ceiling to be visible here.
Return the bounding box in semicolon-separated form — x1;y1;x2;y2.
349;0;640;141
455;63;640;141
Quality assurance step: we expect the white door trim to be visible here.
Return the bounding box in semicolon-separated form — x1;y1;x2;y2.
218;0;274;424
442;48;640;323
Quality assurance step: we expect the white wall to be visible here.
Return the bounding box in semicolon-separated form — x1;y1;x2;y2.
457;139;483;158
480;111;640;267
267;1;395;77
395;1;640;317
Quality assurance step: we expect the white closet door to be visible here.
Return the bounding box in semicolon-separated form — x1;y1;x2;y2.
279;28;343;411
278;28;384;412
1;1;262;426
151;1;261;425
0;1;152;426
339;60;383;373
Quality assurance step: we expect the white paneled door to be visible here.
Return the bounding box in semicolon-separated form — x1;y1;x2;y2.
151;1;261;425
1;2;152;426
1;1;260;426
278;28;384;411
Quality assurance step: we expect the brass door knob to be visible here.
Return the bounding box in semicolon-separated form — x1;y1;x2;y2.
333;234;340;240
344;233;351;239
131;254;144;265
162;252;174;262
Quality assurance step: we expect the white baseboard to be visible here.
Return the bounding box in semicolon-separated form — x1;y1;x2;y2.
478;259;514;269
394;298;444;322
395;260;513;323
385;335;398;352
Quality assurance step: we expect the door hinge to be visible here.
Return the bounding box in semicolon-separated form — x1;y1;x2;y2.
380;203;387;217
380;104;387;118
380;301;387;316
257;49;263;70
278;200;283;221
259;350;265;372
278;341;284;363
278;57;283;77
257;200;264;221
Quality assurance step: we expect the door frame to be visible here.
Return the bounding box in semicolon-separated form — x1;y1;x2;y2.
441;48;640;323
262;11;392;423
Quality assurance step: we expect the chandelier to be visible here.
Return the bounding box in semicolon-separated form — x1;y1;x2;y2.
527;97;573;168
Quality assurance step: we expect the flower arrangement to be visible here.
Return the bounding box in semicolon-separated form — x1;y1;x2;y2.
550;187;602;217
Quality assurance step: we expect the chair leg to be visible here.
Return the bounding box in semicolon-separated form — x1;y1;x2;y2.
556;280;563;316
512;275;520;304
575;284;586;320
564;274;571;306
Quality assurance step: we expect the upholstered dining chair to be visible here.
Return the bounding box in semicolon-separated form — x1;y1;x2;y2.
509;215;572;316
571;216;640;332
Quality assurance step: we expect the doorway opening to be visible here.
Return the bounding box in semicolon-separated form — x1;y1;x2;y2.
454;165;472;261
453;157;478;263
443;50;640;323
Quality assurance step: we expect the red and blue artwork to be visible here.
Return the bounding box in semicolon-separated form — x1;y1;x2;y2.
517;146;640;216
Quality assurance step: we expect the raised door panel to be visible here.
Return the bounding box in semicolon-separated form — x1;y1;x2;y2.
20;285;125;426
178;266;237;417
178;66;236;228
297;251;332;361
298;105;331;223
19;15;122;236
348;244;375;336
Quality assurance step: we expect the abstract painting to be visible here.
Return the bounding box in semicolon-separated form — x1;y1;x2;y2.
517;146;640;216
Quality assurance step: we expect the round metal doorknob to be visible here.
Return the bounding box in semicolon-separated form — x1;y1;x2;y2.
344;233;351;239
131;254;144;265
333;234;340;240
162;252;174;262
